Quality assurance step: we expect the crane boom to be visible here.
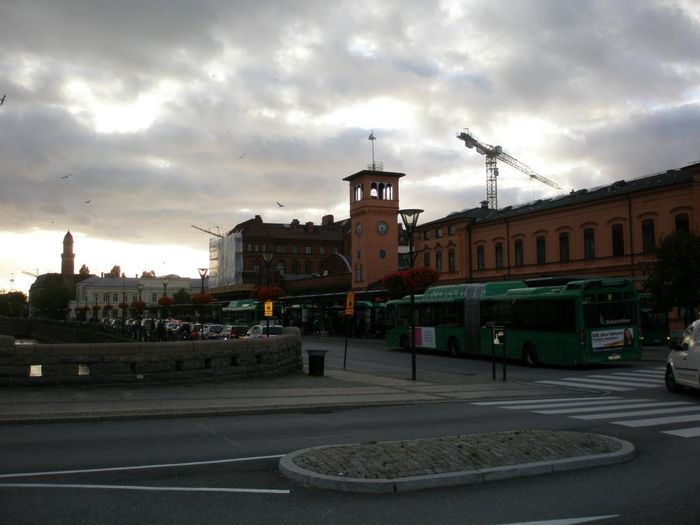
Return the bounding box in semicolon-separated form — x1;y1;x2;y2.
457;129;561;209
191;225;223;238
22;270;39;277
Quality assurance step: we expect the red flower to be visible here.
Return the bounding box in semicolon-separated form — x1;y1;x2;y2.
251;287;284;301
158;296;175;306
192;292;214;304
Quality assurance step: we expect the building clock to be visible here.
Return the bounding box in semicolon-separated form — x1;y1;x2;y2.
377;221;389;235
355;222;362;236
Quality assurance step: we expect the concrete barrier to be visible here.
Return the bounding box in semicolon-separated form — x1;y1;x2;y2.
0;327;303;386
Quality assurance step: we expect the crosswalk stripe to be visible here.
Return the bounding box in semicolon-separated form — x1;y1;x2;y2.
586;374;661;385
662;427;700;438
472;397;618;406
536;380;633;391
573;405;700;420
559;377;659;388
501;399;653;410
534;401;691;415
609;371;663;379
613;413;700;428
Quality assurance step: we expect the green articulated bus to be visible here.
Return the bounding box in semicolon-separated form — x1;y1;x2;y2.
385;278;641;366
638;293;670;346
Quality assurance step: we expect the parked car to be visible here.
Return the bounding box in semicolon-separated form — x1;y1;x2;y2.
665;319;700;392
219;323;250;340
202;324;224;339
245;324;284;338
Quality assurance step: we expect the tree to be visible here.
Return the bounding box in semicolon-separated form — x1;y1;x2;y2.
107;265;121;277
0;291;27;317
645;231;700;325
382;266;439;298
78;264;91;277
33;275;72;319
141;270;156;278
173;288;191;304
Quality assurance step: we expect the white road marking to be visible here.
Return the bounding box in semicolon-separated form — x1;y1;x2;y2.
662;427;700;438
0;454;284;479
573;405;700;420
496;514;619;524
0;483;289;494
535;380;632;391
534;401;691;415
501;399;651;410
473;397;623;406
614;413;700;427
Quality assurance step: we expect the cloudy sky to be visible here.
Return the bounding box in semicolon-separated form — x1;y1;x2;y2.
1;0;699;294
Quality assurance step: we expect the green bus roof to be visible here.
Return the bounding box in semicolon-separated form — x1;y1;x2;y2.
223;299;258;311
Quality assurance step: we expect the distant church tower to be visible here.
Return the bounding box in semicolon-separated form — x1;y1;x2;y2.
61;231;75;289
343;169;404;289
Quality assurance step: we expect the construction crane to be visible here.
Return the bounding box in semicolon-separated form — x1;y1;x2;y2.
457;129;561;210
22;270;39;278
191;225;223;238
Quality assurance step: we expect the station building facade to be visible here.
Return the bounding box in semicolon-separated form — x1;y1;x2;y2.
414;162;699;286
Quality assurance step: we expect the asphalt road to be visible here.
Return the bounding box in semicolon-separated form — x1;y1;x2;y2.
1;339;698;525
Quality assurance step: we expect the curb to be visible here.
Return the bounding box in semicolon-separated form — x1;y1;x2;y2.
278;433;636;493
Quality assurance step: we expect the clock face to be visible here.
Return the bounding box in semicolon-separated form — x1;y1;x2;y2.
355;222;362;236
377;221;389;235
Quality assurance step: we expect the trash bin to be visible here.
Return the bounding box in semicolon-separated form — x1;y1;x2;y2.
306;349;328;376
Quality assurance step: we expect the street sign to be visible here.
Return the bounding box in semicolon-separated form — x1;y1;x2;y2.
345;291;355;316
264;300;273;317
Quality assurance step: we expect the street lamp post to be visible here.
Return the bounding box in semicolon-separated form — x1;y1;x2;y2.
399;208;424;381
261;252;274;337
197;268;208;294
161;276;169;320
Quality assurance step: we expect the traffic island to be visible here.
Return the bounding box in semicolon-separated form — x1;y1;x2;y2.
279;429;635;493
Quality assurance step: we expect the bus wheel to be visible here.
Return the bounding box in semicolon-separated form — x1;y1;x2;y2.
523;344;538;367
448;338;459;357
399;334;409;351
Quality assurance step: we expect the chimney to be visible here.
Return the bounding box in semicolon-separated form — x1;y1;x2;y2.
305;221;314;231
321;214;334;226
480;200;489;209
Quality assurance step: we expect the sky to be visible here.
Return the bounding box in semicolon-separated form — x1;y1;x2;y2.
1;0;699;295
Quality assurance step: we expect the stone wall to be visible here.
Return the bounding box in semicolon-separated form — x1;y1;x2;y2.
0;328;303;386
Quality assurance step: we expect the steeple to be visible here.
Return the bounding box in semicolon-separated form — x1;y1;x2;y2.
61;230;75;289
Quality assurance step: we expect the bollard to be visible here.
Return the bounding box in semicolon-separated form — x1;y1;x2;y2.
305;349;328;377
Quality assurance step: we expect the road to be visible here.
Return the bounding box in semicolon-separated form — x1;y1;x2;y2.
1;338;698;525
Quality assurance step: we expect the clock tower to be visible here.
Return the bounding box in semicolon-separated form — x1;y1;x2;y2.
343;169;405;290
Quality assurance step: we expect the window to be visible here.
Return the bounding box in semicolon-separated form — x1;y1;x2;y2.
559;232;570;263
423;252;430;267
477;245;485;270
536;236;546;265
675;213;690;233
275;245;285;254
448;249;455;272
304;261;314;274
247;243;253;252
612;224;624;257
305;246;312;255
103;292;109;302
319;246;326;255
514;240;523;266
355;263;363;282
435;251;443;272
436;228;442;238
584;228;595;260
353;184;363;202
291;261;300;274
151;292;157;303
642;219;655;254
448;225;455;236
291;245;299;254
112;293;118;302
495;243;503;268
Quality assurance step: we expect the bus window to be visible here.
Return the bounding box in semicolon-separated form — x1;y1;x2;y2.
584;301;636;328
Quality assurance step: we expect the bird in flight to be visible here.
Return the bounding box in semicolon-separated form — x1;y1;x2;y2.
0;94;5;106
276;201;284;207
85;200;91;204
60;173;73;180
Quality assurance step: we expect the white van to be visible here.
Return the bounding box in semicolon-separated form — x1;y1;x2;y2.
245;324;284;338
666;319;700;392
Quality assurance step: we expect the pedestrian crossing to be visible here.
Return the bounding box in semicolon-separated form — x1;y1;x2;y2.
472;396;700;438
534;367;665;392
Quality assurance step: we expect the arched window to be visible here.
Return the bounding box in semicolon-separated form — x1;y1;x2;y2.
559;232;570;262
675;213;690;232
435;251;443;272
385;184;393;200
642;219;656;253
495;243;504;268
304;261;314;274
514;240;524;266
611;224;624;256
584;228;595;260
353;184;363;202
476;245;485;270
536;236;546;265
448;249;455;272
291;261;300;274
370;182;378;199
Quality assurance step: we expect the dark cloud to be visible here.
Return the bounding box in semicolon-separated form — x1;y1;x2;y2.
1;0;699;287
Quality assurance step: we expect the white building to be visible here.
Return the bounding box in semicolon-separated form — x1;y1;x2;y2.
68;274;208;319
